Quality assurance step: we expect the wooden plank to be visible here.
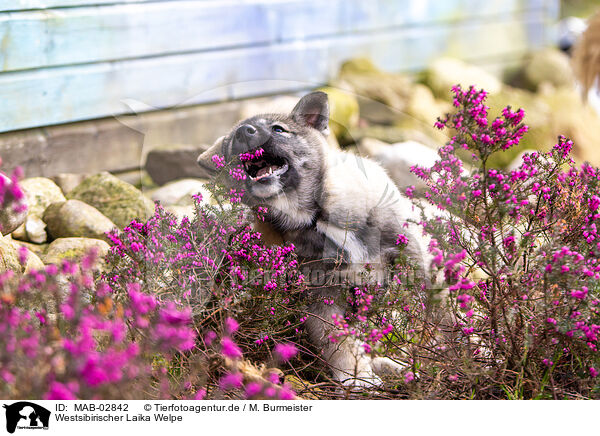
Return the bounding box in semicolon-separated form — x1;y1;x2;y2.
0;0;553;72
0;0;175;12
0;15;550;133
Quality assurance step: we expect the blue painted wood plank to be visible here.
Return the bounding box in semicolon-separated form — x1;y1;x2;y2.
0;15;550;133
0;0;179;12
0;0;553;72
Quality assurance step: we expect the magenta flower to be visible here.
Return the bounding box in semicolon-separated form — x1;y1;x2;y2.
221;337;243;359
45;382;78;400
225;317;239;333
219;372;243;390
274;343;298;362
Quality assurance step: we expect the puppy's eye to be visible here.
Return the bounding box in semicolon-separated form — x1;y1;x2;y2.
272;125;287;133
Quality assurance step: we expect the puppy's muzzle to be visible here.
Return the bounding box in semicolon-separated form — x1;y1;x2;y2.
232;124;269;155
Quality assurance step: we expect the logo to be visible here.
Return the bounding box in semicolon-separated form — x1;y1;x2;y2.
2;402;50;434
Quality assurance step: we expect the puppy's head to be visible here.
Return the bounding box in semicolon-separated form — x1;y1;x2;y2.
197;92;329;202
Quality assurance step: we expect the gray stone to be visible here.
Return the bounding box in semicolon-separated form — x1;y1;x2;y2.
362;140;441;193
43;199;116;241
12;177;65;243
43;237;110;271
0;173;27;235
67;172;155;228
19;177;66;218
25;217;47;244
21;248;45;273
149;179;212;206
524;48;575;91
164;205;196;221
0;234;22;273
51;173;87;195
424;57;502;100
145;144;211;185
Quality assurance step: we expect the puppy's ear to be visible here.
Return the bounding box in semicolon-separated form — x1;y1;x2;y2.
197;136;225;176
291;91;330;135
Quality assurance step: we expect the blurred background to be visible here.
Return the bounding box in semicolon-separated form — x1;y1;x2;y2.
0;0;598;186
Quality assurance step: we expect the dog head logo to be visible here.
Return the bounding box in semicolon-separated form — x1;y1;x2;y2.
2;402;50;434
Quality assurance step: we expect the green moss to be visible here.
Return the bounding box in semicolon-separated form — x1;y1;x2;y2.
68;172;154;228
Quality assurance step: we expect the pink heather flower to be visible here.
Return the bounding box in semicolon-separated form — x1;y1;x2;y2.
278;385;295;400
590;367;599;378
45;381;77;400
225;317;239;333
244;382;262;398
17;245;28;266
404;372;415;383
204;330;217;345
220;337;243;359
570;287;588;300
211;154;226;169
274;343;298;362
546;318;557;326
194;388;207;400
219;372;243;390
396;234;409;246
264;386;277;398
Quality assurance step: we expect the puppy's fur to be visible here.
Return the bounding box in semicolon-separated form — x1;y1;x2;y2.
198;92;432;386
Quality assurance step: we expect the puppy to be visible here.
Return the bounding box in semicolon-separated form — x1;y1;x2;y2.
198;92;432;387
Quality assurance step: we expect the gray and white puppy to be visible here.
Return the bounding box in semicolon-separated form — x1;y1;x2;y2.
198;92;432;387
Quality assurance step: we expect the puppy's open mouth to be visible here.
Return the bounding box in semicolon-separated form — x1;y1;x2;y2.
242;151;288;181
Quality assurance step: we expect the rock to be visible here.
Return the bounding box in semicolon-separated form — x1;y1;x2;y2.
539;86;600;166
0;234;22;273
365;140;441;192
316;87;359;140
148;179;212;206
0;173;27;236
164;205;196;221
51;173;87;195
67;172;155;228
348;125;442;150
356;137;390;157
10;239;48;257
335;58;413;125
12;177;65;243
19;177;66;218
486;85;600;169
114;169;156;190
145;145;211;185
524;49;576;91
43;237;110;270
21;248;45;273
404;84;451;128
423;57;502;100
25;217;47;244
43;200;116;241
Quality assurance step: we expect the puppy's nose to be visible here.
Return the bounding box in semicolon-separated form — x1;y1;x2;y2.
235;124;257;141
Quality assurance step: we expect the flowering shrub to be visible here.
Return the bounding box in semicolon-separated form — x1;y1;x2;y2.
0;161;26;215
104;171;312;396
0;250;198;400
405;85;600;399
